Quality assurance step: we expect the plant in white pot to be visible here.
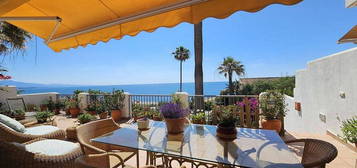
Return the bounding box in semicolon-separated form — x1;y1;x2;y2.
160;102;189;134
259;90;287;133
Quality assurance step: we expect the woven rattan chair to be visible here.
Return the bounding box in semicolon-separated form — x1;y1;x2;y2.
0;122;65;143
76;119;139;167
285;139;338;168
75;153;157;168
0;138;82;168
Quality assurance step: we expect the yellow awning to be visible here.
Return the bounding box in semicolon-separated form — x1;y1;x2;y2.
1;0;302;52
338;25;357;44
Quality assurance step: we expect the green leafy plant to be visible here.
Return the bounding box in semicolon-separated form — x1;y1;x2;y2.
341;116;357;144
54;100;65;110
105;89;125;110
259;90;286;120
191;112;206;124
78;113;95;124
13;109;25;116
35;111;54;123
211;105;239;127
85;102;97;111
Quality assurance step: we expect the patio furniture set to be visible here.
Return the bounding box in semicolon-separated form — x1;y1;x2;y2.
0;112;338;168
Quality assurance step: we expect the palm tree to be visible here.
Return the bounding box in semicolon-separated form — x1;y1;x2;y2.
0;22;31;56
218;56;245;95
172;46;190;92
194;22;203;96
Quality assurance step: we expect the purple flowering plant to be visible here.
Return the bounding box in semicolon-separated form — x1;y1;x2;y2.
236;98;258;113
160;102;189;119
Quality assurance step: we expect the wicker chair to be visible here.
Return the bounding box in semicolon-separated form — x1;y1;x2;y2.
0;138;82;168
76;119;139;167
285;139;338;168
0;122;66;143
75;153;157;168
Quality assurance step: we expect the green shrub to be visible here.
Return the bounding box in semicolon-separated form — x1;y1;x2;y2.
191;112;206;124
78;113;95;124
341;116;357;144
35;111;54;123
259;90;286;120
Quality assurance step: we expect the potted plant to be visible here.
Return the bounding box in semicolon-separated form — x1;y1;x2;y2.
68;98;80;118
78;113;95;124
106;89;125;122
152;109;163;121
160;102;189;134
214;105;239;140
341;116;357;147
191;112;206;124
26;104;36;112
97;101;108;119
40;100;48;111
54;100;65;115
35;111;54;123
13;109;25;120
85;102;97;115
46;98;56;112
259;90;287;133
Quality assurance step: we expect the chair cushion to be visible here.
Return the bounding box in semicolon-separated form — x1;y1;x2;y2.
24;125;60;135
0;114;25;132
25;139;80;156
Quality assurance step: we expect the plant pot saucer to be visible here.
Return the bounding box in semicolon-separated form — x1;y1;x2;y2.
138;127;150;131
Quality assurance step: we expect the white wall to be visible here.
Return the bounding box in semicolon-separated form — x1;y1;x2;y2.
285;47;357;136
0;86;17;108
18;92;59;106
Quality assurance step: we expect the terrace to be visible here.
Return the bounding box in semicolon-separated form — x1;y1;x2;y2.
0;0;356;167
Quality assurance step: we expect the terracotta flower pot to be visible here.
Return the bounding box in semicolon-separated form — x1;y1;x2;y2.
14;114;25;121
192;119;206;125
54;109;60;115
88;111;97;116
40;104;47;111
153;116;163;121
111;109;122;121
65;109;71;115
69;108;80;118
99;112;108;119
165;118;186;134
261;119;282;133
216;124;237;140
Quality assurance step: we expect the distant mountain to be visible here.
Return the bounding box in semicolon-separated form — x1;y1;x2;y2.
0;80;78;88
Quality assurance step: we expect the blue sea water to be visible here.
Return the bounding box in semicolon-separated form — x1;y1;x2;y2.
18;82;227;95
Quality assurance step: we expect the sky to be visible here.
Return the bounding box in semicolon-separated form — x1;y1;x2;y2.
2;0;357;85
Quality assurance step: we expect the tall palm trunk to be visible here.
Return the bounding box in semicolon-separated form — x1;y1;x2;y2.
194;22;204;111
228;72;233;95
179;60;183;92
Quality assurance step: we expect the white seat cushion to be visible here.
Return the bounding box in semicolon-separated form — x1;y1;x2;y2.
0;114;25;132
24;125;60;135
25;139;80;156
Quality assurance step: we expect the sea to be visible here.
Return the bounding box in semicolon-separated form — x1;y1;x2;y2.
18;82;227;95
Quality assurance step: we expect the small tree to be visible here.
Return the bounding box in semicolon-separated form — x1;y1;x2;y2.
172;46;190;92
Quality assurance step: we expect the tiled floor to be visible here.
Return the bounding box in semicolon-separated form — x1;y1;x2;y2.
51;115;356;168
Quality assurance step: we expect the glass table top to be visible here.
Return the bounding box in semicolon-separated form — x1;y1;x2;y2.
92;120;303;168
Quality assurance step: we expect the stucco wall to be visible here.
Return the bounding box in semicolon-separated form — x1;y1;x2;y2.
18;92;59;106
285;47;357;136
0;86;17;108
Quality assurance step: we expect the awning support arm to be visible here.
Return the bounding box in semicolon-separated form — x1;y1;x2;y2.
0;16;62;44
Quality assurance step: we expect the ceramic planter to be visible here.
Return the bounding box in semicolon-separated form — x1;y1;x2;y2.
192;119;206;125
216;124;237;140
165;117;186;134
261;119;282;133
69;108;80;118
111;109;122;121
153;116;163;121
137;119;150;130
65;109;71;115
